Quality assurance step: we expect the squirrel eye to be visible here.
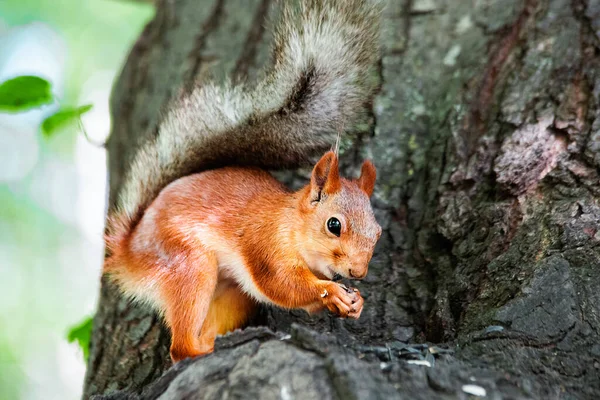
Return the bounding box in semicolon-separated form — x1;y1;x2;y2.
326;217;342;237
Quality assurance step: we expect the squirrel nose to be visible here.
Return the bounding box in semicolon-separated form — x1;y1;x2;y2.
349;268;367;280
349;252;371;279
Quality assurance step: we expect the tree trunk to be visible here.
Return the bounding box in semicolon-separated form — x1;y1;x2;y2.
85;0;600;399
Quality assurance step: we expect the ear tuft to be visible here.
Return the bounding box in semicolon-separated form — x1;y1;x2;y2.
356;160;376;197
310;151;342;201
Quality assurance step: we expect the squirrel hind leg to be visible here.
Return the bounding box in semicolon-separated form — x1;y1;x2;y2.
198;282;257;350
160;247;219;363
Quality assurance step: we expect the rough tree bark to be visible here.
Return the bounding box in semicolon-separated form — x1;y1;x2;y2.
85;0;600;399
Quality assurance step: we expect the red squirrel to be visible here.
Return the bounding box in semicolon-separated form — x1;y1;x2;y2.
103;0;382;363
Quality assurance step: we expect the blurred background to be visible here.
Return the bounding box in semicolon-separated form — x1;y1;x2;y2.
0;0;153;398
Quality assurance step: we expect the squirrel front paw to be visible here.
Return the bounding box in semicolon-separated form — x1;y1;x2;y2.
320;282;364;319
346;286;364;319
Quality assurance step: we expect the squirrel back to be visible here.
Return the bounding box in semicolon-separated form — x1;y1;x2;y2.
106;0;381;256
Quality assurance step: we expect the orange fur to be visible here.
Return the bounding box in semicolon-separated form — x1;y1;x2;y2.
104;152;381;362
356;160;377;197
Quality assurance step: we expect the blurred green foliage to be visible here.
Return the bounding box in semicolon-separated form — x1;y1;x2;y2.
0;75;53;111
67;316;94;361
0;0;155;105
0;334;25;400
0;0;154;399
42;104;93;137
0;75;93;137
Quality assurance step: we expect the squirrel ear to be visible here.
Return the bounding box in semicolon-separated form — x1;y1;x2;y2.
356;160;376;197
310;151;342;202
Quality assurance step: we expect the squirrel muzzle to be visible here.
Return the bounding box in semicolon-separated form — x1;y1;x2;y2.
348;251;373;280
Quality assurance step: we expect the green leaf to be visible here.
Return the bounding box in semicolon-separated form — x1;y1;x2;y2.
0;76;53;112
41;104;93;137
67;315;93;361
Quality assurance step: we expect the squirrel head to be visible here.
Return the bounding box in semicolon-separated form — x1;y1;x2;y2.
297;151;382;281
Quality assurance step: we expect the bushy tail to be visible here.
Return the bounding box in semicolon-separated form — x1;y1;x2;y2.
109;0;382;240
